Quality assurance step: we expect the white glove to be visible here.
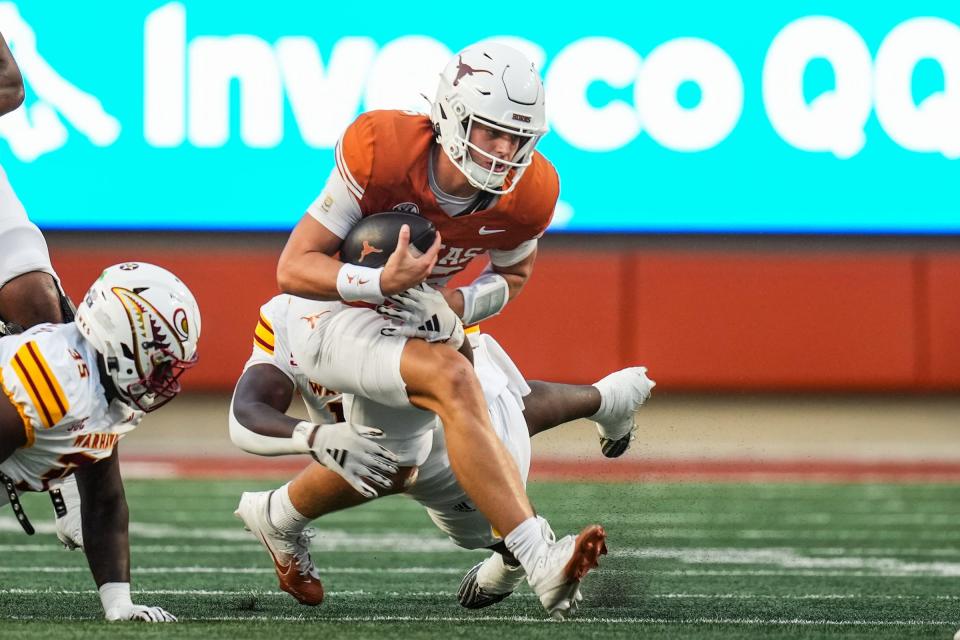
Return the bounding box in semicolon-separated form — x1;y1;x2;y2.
100;583;176;622
296;421;400;498
378;283;465;350
53;475;84;551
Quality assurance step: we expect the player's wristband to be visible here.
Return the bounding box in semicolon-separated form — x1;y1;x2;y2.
336;264;384;304
99;582;133;615
457;272;509;325
291;421;320;454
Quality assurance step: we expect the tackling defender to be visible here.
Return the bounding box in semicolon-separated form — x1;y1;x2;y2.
274;41;622;617
0;263;201;622
229;288;654;610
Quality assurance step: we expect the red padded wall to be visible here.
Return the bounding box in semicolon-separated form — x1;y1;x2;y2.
46;243;960;392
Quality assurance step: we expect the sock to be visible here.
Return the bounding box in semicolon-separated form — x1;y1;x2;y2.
589;371;626;422
477;553;525;593
588;382;610;422
504;516;549;576
589;367;654;424
268;483;311;533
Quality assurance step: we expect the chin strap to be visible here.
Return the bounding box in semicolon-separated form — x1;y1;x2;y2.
59;291;77;323
49;487;67;518
0;471;34;535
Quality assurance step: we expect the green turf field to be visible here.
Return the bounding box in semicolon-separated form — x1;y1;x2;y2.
1;478;959;639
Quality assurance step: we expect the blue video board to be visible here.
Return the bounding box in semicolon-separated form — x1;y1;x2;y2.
1;2;958;233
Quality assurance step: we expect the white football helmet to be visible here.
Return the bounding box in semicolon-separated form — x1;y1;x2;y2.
431;42;547;195
75;262;200;412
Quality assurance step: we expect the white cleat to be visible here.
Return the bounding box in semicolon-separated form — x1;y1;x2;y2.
526;524;607;619
234;490;325;606
592;366;655;458
458;553;526;609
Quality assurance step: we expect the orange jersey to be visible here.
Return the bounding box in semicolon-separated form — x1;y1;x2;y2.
334;110;559;280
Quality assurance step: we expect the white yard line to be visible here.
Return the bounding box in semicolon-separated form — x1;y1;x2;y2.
0;517;457;550
0;566;465;575
613;546;960;575
2;588;960;601
2;565;960;578
655;568;960;577
0;544;465;554
7;514;960;544
1;614;953;626
3;541;959;559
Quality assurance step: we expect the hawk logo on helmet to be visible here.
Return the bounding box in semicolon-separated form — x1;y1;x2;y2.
172;308;190;340
453;56;493;86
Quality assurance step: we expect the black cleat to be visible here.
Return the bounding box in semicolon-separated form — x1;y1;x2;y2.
457;561;514;609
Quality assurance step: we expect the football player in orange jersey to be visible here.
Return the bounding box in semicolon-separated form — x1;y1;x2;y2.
271;42;608;618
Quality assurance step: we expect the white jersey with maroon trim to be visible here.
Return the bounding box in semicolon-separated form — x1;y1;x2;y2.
242;294;534;547
0;323;142;492
243;295;342;424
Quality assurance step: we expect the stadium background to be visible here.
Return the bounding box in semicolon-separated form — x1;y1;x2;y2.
2;2;960;636
6;1;958;393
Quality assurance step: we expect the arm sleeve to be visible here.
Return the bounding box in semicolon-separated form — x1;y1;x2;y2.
489;239;537;268
306;167;363;240
227;393;307;457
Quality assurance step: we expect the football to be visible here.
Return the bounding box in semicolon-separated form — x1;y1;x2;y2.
339;212;437;268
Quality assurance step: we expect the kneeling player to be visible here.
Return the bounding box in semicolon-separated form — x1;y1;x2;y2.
0;263;201;622
229;289;653;612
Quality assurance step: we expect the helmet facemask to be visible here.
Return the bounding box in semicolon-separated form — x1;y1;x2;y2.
454;114;542;194
121;345;198;412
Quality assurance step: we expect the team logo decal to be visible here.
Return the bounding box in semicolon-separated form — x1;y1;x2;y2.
359;240;384;263
118;263;140;271
172;308;190;339
300;311;330;329
391;202;420;214
319;194;335;213
453;56;493;86
111;287;184;364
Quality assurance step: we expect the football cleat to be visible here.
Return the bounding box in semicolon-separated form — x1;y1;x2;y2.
457;553;526;609
592;366;655;458
526;524;607;620
234;490;324;606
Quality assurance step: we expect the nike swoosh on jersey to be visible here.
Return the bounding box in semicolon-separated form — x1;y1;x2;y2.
478;226;506;235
